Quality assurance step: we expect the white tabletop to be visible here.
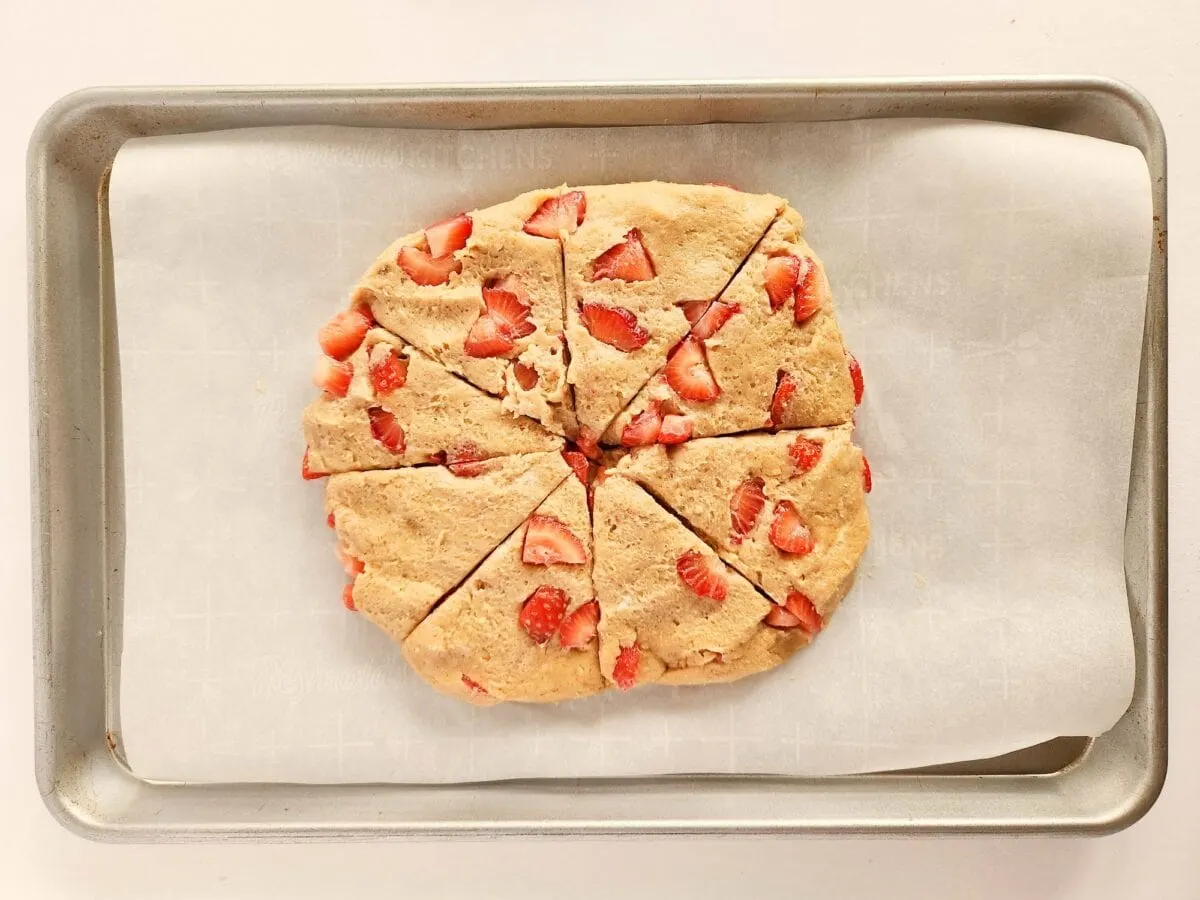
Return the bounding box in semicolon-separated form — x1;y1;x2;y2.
1;1;1195;897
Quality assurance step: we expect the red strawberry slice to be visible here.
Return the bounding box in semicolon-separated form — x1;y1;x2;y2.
620;402;663;447
729;476;765;544
523;190;587;238
445;442;488;477
336;544;365;577
612;643;641;690
461;674;488;696
558;600;600;650
689;300;741;341
464;313;516;358
764;255;801;312
788;435;823;474
786;590;824;635
397;246;462;285
862;454;873;493
658;415;693;445
579;303;650;352
562;449;590;485
576;426;604;461
342;583;357;612
794;257;821;323
523;514;588;565
519;584;570;644
676;550;728;601
848;353;864;405
326;512;335;528
591;228;656;281
764;604;801;628
482;279;535;338
769;500;815;555
301;449;326;481
665;338;720;402
768;370;797;428
677;300;709;326
367;407;406;454
368;344;408;395
312;357;352;397
512;361;539;390
317;307;372;361
424;213;473;258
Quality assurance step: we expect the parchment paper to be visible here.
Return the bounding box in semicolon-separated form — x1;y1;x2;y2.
111;120;1148;783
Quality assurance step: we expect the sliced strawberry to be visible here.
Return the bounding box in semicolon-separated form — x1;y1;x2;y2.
519;584;570;644
424;213;472;258
512;361;539;390
591;228;656;282
764;603;801;628
658;415;693;445
768;370;797;428
523;514;588;565
788;435;823;474
562;449;590;485
461;674;488;696
397;246;462;286
326;512;335;528
482;279;535;338
848;353;864;405
769;500;815;555
558;600;600;650
786;589;824;635
794;257;821;323
862;454;873;493
705;180;741;191
689;301;741;341
676;300;709;326
464;313;516;358
368;343;408;395
301;449;326;481
579;303;650;352
576;427;604;461
620;402;663;447
764;255;801;312
336;544;365;577
445;442;488;477
342;583;357;612
612;643;640;690
729;476;765;544
367;407;406;454
317;307;372;361
523;190;587;238
312;357;352;397
676;550;728;601
665;338;720;402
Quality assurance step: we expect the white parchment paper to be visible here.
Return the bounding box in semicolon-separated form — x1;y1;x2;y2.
111;120;1148;783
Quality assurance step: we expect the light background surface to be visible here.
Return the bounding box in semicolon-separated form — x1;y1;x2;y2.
0;1;1195;897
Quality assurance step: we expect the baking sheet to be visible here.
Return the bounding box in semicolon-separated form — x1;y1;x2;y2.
111;120;1149;783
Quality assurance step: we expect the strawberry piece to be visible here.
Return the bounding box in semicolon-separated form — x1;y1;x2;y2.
326;512;335;528
576;427;604;461
397;246;462;286
446;442;488;477
665;338;720;402
336;544;365;577
512;361;539;390
312;357;352;397
424;213;473;258
317;307;372;361
768;371;797;428
367;407;406;454
729;476;765;544
769;500;815;555
677;300;709;326
590;228;655;282
461;674;488;696
848;353;864;405
658;415;693;445
786;590;824;635
764;255;801;312
676;550;728;601
705;181;741;191
579;303;650;352
482;279;535;338
523;191;587;238
793;258;821;323
689;300;741;341
523;514;588;565
558;600;600;649
862;454;873;493
342;583;357;612
519;585;570;644
301;449;326;481
788;435;823;474
612;643;640;690
368;344;408;395
562;449;590;485
464;313;516;358
620;402;663;447
764;603;801;628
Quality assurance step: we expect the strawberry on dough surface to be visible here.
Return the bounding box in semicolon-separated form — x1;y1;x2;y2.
403;476;604;705
327;451;571;643
605;207;857;442
303;328;562;474
562;182;783;435
591;474;808;690
615;425;870;625
356;188;575;435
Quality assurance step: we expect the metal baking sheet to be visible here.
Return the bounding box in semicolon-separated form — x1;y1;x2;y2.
28;79;1167;840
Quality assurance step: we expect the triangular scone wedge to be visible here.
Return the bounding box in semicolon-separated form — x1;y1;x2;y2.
591;474;808;691
604;207;857;443
355;188;575;435
404;474;604;706
327;451;570;642
304;327;561;475
562;183;782;436
616;426;870;631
